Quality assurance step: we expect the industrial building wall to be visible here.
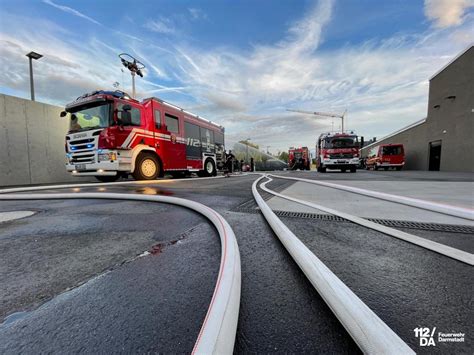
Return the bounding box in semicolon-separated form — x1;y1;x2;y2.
426;46;474;172
361;46;473;172
0;94;93;186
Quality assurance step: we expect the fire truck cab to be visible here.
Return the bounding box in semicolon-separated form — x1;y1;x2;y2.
365;144;405;171
289;147;311;170
316;132;360;173
62;90;225;181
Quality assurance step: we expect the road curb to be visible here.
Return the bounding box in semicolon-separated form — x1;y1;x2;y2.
262;177;474;265
270;174;474;221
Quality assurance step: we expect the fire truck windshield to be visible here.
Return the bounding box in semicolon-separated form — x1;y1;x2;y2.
68;102;112;133
325;136;358;148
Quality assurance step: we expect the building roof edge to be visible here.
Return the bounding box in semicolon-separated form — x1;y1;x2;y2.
362;118;427;150
430;44;474;81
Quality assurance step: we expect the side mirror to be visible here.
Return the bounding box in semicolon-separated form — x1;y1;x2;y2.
60;111;67;117
360;136;364;148
119;111;132;125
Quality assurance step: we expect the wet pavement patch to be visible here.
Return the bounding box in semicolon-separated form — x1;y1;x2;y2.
149;239;180;255
133;187;174;195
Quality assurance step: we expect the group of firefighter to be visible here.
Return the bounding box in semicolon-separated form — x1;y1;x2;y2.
224;150;254;174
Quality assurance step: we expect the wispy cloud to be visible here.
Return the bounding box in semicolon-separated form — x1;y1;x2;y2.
168;0;472;147
188;8;208;21
144;17;176;34
42;0;102;26
1;0;473;151
424;0;474;28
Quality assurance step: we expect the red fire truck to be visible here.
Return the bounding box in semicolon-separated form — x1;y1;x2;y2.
365;143;405;171
62;90;225;181
315;132;360;173
288;147;311;170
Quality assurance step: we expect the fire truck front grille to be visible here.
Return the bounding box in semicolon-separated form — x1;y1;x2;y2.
329;153;353;159
68;136;98;164
71;153;95;164
70;138;95;145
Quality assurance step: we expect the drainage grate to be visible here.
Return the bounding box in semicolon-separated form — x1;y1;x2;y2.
231;202;474;234
368;218;474;234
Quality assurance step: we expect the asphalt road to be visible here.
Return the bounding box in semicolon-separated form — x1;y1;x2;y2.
0;170;472;354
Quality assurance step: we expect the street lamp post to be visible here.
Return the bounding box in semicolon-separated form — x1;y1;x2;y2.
245;138;251;164
26;51;43;101
119;53;145;99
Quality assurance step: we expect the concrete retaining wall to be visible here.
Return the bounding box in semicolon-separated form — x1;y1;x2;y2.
0;94;93;186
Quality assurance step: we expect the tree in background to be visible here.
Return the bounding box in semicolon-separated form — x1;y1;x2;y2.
278;151;289;163
238;140;260;150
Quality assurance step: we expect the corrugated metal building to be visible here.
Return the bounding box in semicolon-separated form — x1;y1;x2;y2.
361;46;473;172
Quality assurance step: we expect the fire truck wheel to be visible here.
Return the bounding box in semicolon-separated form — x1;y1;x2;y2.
203;158;217;177
95;175;120;182
350;167;356;173
133;153;161;180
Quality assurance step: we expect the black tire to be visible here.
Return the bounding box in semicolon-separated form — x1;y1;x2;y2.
384;167;388;171
95;175;120;182
374;165;379;171
350;167;356;173
341;168;347;173
396;166;402;171
200;158;216;177
132;152;161;180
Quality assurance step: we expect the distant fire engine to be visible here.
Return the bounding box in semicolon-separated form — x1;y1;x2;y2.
316;132;361;173
61;90;225;181
289;147;311;170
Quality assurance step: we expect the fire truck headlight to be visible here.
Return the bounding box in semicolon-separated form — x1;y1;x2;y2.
98;152;117;162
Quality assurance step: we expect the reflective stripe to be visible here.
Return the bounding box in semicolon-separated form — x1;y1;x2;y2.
120;129;187;148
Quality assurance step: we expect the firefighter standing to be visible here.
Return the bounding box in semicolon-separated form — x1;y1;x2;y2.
226;150;235;174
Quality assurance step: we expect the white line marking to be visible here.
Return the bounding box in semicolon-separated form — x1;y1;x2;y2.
0;210;36;223
0;176;230;194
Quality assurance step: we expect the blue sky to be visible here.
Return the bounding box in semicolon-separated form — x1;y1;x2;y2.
0;0;472;152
